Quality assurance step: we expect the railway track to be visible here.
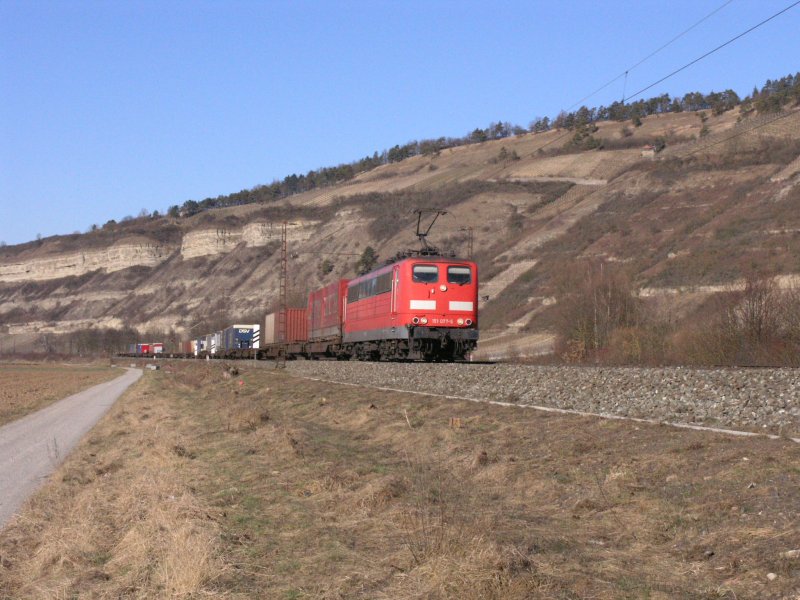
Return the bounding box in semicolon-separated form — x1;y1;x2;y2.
293;371;800;445
118;357;799;442
282;361;799;443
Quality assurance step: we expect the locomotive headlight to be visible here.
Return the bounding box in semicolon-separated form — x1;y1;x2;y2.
412;317;420;324
457;318;464;326
465;319;473;326
440;284;447;292
420;317;428;325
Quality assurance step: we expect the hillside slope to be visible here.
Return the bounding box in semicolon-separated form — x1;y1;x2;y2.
1;106;799;358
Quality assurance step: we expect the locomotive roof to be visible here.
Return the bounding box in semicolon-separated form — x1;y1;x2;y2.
349;255;474;284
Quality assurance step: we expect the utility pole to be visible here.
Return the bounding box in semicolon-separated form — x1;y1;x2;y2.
276;221;288;369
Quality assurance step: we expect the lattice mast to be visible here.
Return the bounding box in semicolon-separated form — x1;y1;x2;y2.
277;221;288;368
459;226;474;259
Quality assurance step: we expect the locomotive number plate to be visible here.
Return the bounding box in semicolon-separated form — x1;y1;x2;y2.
430;317;455;325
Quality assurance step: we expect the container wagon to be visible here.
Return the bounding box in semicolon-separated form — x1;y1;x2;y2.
261;308;308;359
306;279;348;356
264;309;308;344
220;324;261;358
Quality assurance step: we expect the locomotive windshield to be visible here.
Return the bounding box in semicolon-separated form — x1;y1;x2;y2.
412;264;438;283
447;266;471;285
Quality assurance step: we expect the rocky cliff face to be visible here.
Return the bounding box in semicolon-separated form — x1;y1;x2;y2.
0;239;174;283
180;221;316;259
0;220;320;284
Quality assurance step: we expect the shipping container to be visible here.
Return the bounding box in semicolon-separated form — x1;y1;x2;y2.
195;337;208;356
152;343;164;354
204;334;213;354
222;324;261;350
128;343;137;354
137;343;151;354
179;340;193;354
308;279;349;339
264;308;308;344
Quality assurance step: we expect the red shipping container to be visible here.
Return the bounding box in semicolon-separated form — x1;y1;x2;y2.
264;308;308;343
308;279;348;340
179;340;193;354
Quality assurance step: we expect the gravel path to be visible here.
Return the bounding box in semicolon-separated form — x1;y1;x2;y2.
286;362;800;437
0;367;141;529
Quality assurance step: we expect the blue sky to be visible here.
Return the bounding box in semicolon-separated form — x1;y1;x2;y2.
1;0;798;245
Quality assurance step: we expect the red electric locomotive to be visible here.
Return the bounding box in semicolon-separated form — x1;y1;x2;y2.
339;255;478;361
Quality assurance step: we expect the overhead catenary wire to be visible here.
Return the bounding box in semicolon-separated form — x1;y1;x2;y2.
624;0;800;102
566;0;735;112
290;251;361;257
535;1;798;153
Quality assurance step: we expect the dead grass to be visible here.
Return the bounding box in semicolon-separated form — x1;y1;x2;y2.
0;362;118;426
1;361;799;599
0;365;224;598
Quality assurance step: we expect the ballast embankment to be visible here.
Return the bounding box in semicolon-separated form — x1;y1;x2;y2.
285;362;799;437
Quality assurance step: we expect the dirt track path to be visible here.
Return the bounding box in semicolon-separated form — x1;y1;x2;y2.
0;367;141;529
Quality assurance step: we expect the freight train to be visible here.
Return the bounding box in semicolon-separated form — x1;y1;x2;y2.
121;253;479;362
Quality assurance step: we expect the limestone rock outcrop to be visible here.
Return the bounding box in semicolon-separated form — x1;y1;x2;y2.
180;221;316;259
0;238;174;283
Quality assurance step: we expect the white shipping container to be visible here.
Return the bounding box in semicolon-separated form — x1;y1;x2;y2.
210;332;222;355
264;313;276;345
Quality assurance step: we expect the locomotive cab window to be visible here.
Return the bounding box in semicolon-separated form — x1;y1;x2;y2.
447;266;471;285
412;264;438;283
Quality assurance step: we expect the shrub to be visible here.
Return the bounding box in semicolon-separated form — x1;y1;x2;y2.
318;259;334;279
553;261;641;361
355;246;378;275
670;275;800;366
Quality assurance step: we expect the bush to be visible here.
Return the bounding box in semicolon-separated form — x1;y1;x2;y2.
553;261;641;361
606;324;670;365
318;259;334;279
670;275;800;366
355;246;378;275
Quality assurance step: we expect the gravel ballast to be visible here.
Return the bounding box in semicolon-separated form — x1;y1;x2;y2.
285;362;800;437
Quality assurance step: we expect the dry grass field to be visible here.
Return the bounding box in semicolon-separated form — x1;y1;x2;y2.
0;362;119;426
1;361;798;599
